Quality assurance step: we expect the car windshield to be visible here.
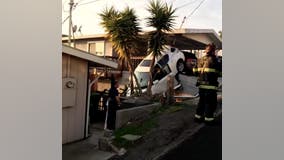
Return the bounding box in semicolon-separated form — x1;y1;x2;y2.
134;71;150;88
157;54;169;68
140;60;152;67
152;64;171;81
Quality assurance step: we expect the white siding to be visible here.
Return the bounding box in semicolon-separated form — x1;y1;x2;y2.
62;54;88;144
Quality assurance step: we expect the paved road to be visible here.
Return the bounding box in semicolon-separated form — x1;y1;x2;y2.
161;115;222;160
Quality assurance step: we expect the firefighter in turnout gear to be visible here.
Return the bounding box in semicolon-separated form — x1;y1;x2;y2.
193;43;221;124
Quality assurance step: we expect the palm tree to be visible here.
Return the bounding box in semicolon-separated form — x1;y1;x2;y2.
218;30;222;39
145;0;176;96
99;7;142;95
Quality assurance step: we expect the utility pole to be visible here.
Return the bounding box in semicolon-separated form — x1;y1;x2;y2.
67;0;74;78
68;0;74;46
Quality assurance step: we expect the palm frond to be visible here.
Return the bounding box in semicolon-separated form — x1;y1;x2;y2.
99;6;143;94
146;0;176;32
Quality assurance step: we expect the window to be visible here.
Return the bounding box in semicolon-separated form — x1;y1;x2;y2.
140;60;152;67
152;64;171;81
157;54;169;68
88;41;105;56
135;71;150;88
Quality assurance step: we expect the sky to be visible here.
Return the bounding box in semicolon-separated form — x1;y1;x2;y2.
62;0;222;35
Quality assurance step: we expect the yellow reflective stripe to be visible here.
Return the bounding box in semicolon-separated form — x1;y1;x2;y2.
193;68;198;72
205;117;214;121
200;68;217;72
195;114;202;119
203;68;217;72
199;85;218;90
194;68;219;73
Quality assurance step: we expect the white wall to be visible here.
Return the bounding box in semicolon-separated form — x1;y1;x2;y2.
62;54;88;144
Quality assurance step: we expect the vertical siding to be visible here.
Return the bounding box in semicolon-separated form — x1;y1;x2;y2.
62;54;88;144
105;40;113;57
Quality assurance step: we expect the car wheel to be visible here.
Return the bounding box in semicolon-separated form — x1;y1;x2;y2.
177;59;185;73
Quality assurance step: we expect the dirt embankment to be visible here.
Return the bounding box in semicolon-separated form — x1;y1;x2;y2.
113;97;222;160
110;96;222;160
109;99;196;160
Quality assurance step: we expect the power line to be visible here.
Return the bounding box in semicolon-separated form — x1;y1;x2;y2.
186;0;206;19
62;4;76;24
77;0;89;3
177;0;200;9
62;16;70;24
169;0;177;4
179;0;206;29
62;0;101;24
77;0;101;6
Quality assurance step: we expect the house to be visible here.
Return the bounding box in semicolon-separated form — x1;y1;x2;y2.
62;34;146;74
62;28;221;55
62;44;118;144
61;28;222;76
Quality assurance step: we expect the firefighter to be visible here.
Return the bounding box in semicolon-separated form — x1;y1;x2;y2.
193;43;221;124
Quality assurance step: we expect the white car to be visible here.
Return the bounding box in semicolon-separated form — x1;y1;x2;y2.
133;46;185;95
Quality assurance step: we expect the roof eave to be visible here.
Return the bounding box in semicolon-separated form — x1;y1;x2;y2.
62;45;118;69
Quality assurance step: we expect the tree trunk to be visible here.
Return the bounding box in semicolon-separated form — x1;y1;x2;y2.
129;65;134;94
147;55;156;96
120;59;125;77
126;56;142;95
166;75;175;105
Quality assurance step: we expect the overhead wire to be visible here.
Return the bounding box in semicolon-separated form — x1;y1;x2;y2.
62;0;102;24
172;0;206;45
77;0;101;7
179;0;206;29
77;0;89;4
176;0;200;9
186;0;206;19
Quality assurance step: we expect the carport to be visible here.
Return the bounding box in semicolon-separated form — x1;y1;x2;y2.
167;28;222;50
138;28;222;55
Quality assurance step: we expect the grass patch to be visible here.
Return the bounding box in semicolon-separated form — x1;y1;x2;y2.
112;103;186;148
151;103;185;115
165;106;183;113
113;117;158;148
151;105;167;115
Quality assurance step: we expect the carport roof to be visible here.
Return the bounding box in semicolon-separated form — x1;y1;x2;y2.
166;28;222;50
62;44;118;69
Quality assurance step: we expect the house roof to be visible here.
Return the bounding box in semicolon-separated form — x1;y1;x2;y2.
62;28;222;50
62;34;108;41
62;44;118;69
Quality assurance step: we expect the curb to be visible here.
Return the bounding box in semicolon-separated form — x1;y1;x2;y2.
152;109;222;160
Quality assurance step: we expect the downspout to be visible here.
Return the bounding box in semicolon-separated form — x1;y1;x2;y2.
85;71;103;137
